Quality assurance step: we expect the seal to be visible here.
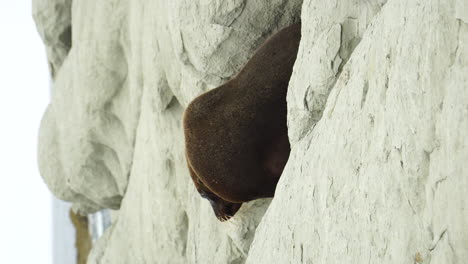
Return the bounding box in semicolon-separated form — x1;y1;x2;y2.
183;23;301;221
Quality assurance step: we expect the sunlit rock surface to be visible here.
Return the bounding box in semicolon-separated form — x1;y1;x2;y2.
248;0;468;263
35;0;467;263
35;0;302;262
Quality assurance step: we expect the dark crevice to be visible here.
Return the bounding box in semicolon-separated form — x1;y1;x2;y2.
430;229;448;251
165;96;181;111
361;81;369;109
59;25;72;50
178;211;189;256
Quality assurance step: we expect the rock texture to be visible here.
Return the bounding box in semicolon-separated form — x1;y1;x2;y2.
249;0;468;263
35;0;467;263
33;0;72;78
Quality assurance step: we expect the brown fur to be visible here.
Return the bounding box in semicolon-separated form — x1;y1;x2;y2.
183;23;301;221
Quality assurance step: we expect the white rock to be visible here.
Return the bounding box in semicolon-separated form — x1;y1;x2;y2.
247;0;468;263
33;0;72;78
35;0;302;262
37;0;140;213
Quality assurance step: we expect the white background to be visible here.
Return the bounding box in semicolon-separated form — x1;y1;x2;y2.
0;2;53;263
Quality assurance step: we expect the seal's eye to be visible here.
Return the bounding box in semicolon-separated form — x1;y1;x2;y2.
199;190;209;199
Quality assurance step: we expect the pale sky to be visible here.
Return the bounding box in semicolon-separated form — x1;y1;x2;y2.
0;2;53;263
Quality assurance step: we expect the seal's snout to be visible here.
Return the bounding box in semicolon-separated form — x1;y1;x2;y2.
200;190;242;221
211;201;242;222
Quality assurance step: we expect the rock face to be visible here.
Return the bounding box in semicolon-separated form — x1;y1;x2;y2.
35;0;467;263
33;0;72;78
249;0;468;263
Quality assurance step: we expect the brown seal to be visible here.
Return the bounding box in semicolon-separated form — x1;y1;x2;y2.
183;23;301;221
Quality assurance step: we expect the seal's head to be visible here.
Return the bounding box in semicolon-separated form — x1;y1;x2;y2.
183;23;300;221
199;188;242;221
191;172;242;221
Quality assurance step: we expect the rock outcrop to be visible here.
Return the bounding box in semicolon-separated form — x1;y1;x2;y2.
35;0;467;263
249;0;468;263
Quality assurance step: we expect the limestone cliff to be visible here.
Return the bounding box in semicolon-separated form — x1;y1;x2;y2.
35;0;467;263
